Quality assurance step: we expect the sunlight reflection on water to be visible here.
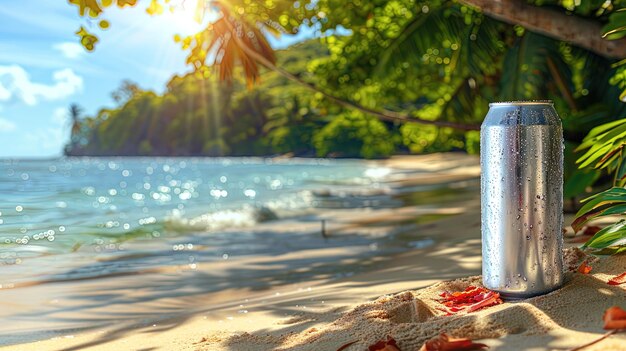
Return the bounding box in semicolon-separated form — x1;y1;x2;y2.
0;157;403;283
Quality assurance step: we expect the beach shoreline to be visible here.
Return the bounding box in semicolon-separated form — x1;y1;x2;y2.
4;153;623;351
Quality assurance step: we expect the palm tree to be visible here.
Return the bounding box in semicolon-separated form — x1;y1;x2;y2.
69;103;83;145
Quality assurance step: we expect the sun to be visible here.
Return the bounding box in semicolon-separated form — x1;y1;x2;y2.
160;0;213;35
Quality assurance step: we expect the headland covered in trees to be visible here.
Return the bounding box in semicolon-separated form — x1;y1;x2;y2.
64;40;479;159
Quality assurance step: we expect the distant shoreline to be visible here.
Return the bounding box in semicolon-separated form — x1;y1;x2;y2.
5;150;468;161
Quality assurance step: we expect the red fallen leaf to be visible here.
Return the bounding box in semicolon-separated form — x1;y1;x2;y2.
440;286;481;299
419;333;488;351
577;260;592;274
368;336;401;351
608;272;626;286
603;306;626;330
439;286;503;314
467;292;502;313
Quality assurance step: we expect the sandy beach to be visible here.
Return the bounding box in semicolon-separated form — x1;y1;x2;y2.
2;153;625;351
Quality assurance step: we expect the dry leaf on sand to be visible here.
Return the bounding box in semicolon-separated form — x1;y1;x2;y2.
439;286;503;314
603;306;626;330
577;260;592;274
607;272;626;286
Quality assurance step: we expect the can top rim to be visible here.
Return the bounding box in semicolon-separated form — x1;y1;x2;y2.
489;100;553;106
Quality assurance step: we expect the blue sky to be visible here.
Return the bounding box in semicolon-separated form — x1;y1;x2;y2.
0;1;314;158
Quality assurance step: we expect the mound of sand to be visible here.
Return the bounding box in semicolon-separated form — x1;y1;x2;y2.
207;249;626;351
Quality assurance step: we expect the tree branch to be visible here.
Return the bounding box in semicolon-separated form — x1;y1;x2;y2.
224;18;480;131
457;0;626;59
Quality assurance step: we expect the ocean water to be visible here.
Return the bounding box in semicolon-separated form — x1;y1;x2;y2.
0;157;400;286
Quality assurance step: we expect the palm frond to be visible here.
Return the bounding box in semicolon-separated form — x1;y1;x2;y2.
373;5;465;77
440;78;487;123
458;16;504;77
183;7;276;86
499;32;562;100
373;5;504;80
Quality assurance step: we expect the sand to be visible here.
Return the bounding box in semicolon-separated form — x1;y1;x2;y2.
209;249;626;351
3;153;626;351
8;246;624;351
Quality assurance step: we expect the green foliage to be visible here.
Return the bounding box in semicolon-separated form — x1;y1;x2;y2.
312;111;396;158
576;118;626;182
400;123;464;153
582;219;626;249
499;32;563;100
573;187;626;230
464;131;480;155
67;42;317;157
573;119;626;254
603;8;626;40
609;63;626;102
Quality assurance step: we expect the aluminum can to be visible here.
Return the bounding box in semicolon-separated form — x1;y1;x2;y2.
480;101;563;299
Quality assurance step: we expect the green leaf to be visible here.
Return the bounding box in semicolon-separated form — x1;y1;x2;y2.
577;143;612;169
579;119;626;143
617;154;626;184
589;246;626;255
576;119;626;171
602;9;626;40
98;20;110;29
572;203;626;232
583;219;626;249
575;186;626;218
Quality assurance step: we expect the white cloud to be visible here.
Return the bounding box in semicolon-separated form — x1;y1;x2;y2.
0;65;83;105
0;117;16;132
53;42;85;59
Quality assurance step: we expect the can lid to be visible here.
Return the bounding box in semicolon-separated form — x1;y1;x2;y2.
489;100;553;107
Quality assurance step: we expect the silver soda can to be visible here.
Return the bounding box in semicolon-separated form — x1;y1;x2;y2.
480;101;564;299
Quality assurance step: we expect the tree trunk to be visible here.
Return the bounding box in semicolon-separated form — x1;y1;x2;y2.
458;0;626;59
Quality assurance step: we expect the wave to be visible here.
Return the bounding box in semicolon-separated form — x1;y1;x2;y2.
164;191;315;232
164;206;278;232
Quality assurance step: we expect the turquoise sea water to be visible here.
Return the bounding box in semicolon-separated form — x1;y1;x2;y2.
0;157;400;286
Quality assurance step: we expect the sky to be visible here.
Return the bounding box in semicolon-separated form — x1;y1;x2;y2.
0;1;314;158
